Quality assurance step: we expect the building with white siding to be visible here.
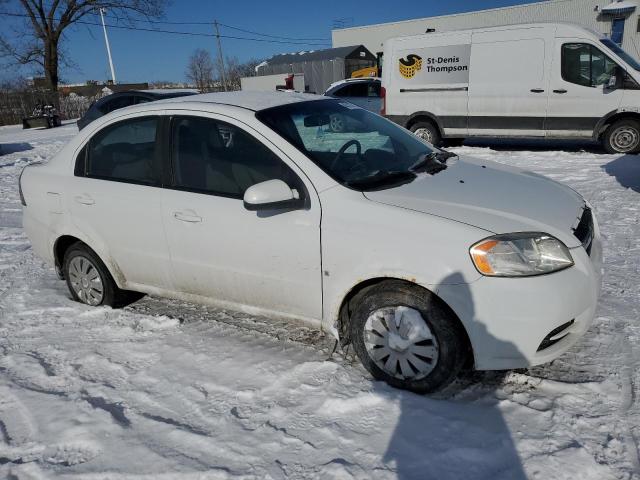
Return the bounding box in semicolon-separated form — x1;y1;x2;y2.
332;0;640;60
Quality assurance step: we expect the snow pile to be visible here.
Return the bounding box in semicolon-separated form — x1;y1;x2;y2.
0;126;638;479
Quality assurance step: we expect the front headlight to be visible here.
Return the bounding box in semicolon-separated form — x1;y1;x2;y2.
470;233;574;277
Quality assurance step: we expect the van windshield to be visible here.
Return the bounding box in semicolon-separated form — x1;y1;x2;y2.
600;38;640;71
257;99;446;191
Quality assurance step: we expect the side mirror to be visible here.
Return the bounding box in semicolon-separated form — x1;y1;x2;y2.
243;179;303;211
606;75;617;89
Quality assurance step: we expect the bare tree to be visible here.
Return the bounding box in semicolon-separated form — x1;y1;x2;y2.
186;48;215;92
222;56;263;91
0;0;167;92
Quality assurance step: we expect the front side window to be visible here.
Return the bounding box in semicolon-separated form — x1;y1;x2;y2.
170;116;299;198
257;99;440;191
561;43;618;87
85;117;159;184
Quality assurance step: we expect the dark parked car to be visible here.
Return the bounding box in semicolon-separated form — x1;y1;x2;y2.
77;89;198;130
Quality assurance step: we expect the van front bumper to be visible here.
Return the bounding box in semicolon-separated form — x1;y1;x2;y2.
437;234;602;371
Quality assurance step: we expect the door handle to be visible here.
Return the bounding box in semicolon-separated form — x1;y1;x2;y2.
173;211;202;223
74;194;95;205
530;88;545;93
553;89;568;94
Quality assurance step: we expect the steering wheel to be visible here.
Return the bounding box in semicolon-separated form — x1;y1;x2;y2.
331;139;363;171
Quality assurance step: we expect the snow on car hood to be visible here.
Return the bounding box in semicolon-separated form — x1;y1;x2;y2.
364;156;586;248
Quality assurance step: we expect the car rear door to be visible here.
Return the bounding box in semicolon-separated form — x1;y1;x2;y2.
69;114;172;289
160;113;322;322
467;27;551;137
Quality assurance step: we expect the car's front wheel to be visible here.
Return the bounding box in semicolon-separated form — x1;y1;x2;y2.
410;121;442;146
63;242;142;308
349;281;466;393
603;119;640;154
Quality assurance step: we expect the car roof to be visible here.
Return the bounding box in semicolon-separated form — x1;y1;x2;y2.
157;91;326;111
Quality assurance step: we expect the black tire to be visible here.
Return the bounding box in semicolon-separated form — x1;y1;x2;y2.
603;119;640;154
349;280;467;393
410;121;442;146
63;242;143;308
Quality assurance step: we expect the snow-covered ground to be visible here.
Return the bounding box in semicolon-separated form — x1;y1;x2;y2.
0;123;638;480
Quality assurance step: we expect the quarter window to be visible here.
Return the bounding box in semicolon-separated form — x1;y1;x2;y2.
561;43;618;87
170;116;299;198
84;117;159;184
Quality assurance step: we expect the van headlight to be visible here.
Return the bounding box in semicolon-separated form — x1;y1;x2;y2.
470;233;573;277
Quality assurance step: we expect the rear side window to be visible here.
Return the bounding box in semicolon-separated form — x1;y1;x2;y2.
333;83;369;97
170;116;299;198
561;43;618;87
368;81;381;97
83;117;159;185
99;95;134;114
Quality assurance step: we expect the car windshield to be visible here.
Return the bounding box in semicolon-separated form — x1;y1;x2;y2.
600;38;640;71
257;99;444;191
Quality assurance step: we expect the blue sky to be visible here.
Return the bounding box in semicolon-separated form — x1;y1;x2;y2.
1;0;544;84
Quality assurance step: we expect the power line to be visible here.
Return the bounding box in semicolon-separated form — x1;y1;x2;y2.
84;12;329;41
0;11;331;46
216;22;328;42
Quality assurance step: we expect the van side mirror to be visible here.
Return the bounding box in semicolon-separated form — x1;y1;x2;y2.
243;179;303;211
606;75;618;89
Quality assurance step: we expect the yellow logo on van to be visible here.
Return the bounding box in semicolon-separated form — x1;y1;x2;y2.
399;54;423;79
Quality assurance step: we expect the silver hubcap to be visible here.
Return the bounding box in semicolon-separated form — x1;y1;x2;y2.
611;126;639;152
68;256;104;306
364;306;439;380
413;127;433;144
330;114;345;132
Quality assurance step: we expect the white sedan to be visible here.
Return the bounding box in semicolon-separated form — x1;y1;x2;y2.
20;92;601;393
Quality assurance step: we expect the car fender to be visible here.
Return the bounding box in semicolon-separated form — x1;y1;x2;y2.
319;187;486;336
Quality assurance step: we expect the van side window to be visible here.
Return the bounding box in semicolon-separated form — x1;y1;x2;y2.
86;117;159;185
170;116;300;198
561;43;618;87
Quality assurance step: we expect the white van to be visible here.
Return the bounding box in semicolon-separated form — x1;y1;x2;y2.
382;22;640;153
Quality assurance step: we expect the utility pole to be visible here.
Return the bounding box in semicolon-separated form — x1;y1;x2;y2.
99;8;117;84
214;20;228;91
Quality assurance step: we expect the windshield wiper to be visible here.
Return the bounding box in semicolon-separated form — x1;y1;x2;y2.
410;151;456;174
345;170;416;191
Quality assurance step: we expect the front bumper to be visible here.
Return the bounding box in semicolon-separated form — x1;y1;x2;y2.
437;228;602;371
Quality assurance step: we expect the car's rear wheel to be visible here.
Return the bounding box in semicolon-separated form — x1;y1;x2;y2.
349;281;466;393
63;242;142;308
410;121;441;146
603;119;640;154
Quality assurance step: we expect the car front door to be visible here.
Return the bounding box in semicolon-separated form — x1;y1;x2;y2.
160;114;322;323
546;40;624;137
69;115;172;289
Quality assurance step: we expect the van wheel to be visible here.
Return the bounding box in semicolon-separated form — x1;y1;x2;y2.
603;119;640;154
63;242;143;308
410;121;441;146
349;281;466;393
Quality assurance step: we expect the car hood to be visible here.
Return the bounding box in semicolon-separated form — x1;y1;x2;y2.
364;156;585;248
